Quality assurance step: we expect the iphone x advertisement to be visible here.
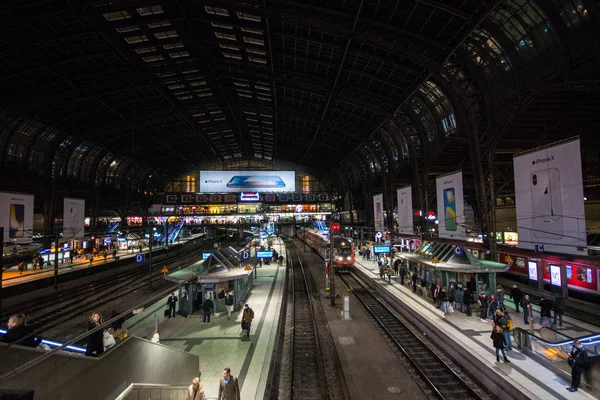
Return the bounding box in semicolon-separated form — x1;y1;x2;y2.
373;193;385;231
436;171;465;240
199;171;295;192
397;186;413;234
64;198;85;239
1;192;34;243
513;138;586;256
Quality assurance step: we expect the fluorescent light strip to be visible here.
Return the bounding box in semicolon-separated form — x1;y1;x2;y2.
0;330;86;353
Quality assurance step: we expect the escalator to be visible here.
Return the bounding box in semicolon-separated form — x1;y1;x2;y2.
513;326;599;395
167;222;184;244
107;222;120;233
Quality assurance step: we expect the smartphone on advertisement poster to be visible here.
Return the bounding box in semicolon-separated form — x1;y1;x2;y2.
226;175;286;188
9;204;25;238
443;188;457;231
530;168;563;239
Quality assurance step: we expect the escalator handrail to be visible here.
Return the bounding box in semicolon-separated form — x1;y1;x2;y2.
513;327;600;349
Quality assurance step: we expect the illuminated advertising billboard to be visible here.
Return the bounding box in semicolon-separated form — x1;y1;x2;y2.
199;171;295;193
63;198;85;239
373;193;384;231
436;171;465;240
550;264;561;286
397;186;413;234
513;138;586;255
0;192;34;243
528;261;538;281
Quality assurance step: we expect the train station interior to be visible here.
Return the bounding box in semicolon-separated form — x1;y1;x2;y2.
1;1;600;399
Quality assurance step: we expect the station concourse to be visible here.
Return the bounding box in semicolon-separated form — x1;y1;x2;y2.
2;1;600;399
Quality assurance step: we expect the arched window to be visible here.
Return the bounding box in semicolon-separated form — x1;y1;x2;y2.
417;81;457;137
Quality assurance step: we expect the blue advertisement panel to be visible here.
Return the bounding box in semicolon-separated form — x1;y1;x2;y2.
199;171;295;192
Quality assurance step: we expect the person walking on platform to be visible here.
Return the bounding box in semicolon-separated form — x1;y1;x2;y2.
523;295;532;325
167;292;178;318
411;273;417;292
511;284;523;313
495;285;506;312
554;295;565;328
567;340;589;392
202;297;214;324
539;297;553;326
225;292;234;320
187;377;207;400
463;287;472;316
241;304;254;338
491;324;510;363
86;312;104;357
488;295;499;319
434;284;441;308
478;291;489;322
498;310;514;351
218;367;240;400
440;288;450;316
399;266;405;285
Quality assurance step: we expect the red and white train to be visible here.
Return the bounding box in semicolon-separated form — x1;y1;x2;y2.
298;227;355;271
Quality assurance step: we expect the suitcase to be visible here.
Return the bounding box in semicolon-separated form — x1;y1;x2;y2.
164;309;170;318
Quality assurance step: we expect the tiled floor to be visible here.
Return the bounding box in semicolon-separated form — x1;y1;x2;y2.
354;258;597;400
125;241;286;400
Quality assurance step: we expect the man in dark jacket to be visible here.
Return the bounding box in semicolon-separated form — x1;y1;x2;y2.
539;297;553;325
554;295;566;327
225;292;234;320
2;314;38;347
167;292;178;318
411;273;417;292
523;295;532;325
463;287;472;316
449;284;456;308
568;339;589;392
510;284;523;313
202;297;214;324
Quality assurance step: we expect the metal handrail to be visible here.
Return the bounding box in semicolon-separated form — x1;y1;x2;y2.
0;283;179;383
341;273;483;400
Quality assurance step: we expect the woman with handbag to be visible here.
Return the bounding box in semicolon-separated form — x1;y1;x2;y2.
567;340;589;392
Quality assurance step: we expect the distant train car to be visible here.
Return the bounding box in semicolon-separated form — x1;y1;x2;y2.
299;227;354;271
332;237;354;272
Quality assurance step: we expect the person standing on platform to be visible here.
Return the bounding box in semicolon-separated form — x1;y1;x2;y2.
202;297;214;324
187;377;207;400
218;367;240;400
241;304;254;338
463;287;472;316
411;272;417;292
440;288;450;316
554;295;565;328
523;295;531;325
225;292;234;320
499;310;513;351
478;291;489;322
86;312;104;357
490;324;510;363
449;284;456;310
167;292;178;318
434;284;441;308
567;340;589;392
399;266;405;284
495;285;506;312
539;297;553;326
510;284;523;313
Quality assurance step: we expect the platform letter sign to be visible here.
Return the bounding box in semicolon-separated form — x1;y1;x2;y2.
397;186;413;234
0;192;34;243
64;198;85;239
373;193;385;231
436;171;465;240
513;138;586;256
136;254;145;263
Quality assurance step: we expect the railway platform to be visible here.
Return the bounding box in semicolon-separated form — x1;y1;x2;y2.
1;234;204;289
122;241;286;400
353;258;598;400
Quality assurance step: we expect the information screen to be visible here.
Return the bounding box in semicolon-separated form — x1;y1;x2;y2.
256;251;274;258
373;246;391;254
528;261;538;280
202;252;211;260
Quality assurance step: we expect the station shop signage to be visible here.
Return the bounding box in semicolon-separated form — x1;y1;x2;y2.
163;192;329;204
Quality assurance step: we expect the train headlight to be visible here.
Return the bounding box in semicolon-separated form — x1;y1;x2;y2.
347;256;352;261
338;256;343;261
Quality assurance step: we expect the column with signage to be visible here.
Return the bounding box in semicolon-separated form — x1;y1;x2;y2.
527;260;544;292
549;263;568;297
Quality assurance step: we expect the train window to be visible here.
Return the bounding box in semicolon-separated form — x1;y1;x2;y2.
515;257;525;268
576;268;593;283
545;264;550;274
566;266;572;279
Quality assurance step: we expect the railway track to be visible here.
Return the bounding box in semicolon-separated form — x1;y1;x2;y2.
289;245;328;399
339;272;484;400
1;238;220;336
